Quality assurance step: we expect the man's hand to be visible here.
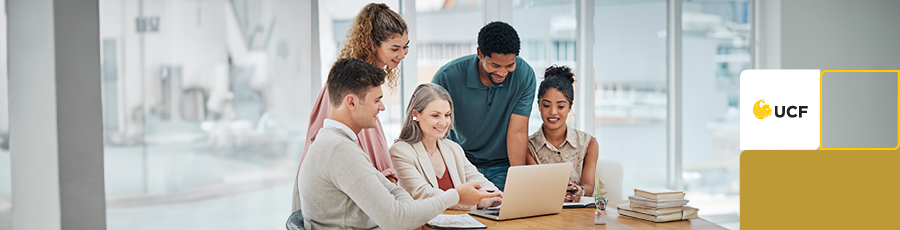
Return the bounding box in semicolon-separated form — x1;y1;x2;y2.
456;182;502;206
386;175;398;184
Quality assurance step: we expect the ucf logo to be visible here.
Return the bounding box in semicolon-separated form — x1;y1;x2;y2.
753;99;808;120
753;99;772;119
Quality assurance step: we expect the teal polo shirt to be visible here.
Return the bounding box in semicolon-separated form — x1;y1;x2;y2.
432;54;537;168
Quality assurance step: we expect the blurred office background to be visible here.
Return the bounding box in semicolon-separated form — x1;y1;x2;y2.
4;0;900;229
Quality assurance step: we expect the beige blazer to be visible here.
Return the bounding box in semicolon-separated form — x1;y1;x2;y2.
390;139;498;210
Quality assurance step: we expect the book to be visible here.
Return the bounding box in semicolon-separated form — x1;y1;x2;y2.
626;205;684;215
563;196;596;208
634;188;685;200
426;214;487;229
628;196;689;209
617;204;699;223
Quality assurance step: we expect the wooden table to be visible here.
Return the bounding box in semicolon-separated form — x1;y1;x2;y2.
424;201;728;230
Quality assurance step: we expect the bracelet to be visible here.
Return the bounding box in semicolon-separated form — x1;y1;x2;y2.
576;184;584;196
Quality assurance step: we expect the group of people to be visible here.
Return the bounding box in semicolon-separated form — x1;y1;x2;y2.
292;3;606;229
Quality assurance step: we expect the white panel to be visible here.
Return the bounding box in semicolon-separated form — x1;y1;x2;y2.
740;70;821;150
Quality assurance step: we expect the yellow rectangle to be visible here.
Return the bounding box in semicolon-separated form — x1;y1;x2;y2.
742;150;900;229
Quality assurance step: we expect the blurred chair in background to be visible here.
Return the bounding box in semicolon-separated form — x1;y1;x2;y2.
596;159;623;202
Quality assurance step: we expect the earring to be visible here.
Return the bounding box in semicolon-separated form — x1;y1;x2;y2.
412;116;418;121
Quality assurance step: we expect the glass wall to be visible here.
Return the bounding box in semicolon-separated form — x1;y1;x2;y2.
99;0;310;228
681;1;747;228
594;0;669;191
413;0;483;84
512;0;577;133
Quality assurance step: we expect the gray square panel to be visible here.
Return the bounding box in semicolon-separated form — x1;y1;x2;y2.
821;71;898;149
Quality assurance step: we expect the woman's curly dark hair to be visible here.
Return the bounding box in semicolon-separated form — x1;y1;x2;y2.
477;21;520;57
538;65;576;104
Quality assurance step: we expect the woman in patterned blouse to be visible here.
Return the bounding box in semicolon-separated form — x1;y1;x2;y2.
526;65;606;202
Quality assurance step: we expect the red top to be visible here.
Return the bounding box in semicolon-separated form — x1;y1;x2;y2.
437;166;454;191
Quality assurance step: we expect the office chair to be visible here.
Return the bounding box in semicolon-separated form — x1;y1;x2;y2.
595;159;624;203
285;209;305;230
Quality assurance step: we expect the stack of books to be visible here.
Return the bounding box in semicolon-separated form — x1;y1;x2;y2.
617;188;699;223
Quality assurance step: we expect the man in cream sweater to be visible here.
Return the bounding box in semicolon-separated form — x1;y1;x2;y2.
298;58;499;230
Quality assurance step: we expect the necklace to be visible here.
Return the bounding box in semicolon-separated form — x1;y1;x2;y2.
425;146;439;156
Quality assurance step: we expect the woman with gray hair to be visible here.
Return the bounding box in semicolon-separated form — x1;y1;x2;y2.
390;83;503;210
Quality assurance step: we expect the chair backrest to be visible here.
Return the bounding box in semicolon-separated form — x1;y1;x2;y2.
286;209;305;230
595;159;624;203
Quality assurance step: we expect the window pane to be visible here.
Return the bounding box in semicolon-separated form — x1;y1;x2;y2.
319;0;403;142
512;0;577;134
0;1;9;229
414;0;484;85
594;0;668;190
100;0;309;228
682;1;747;228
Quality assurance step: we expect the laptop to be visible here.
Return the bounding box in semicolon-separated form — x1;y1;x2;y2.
467;163;572;221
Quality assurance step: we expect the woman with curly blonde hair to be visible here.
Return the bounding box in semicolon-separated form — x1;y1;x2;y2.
292;3;409;212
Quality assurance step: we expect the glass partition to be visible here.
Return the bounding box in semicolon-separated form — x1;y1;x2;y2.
100;0;308;228
681;1;747;228
594;0;669;190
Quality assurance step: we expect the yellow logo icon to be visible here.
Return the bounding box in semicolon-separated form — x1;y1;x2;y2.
753;99;772;119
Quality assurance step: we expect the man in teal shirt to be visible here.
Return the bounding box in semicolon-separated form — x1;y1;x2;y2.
432;21;536;191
